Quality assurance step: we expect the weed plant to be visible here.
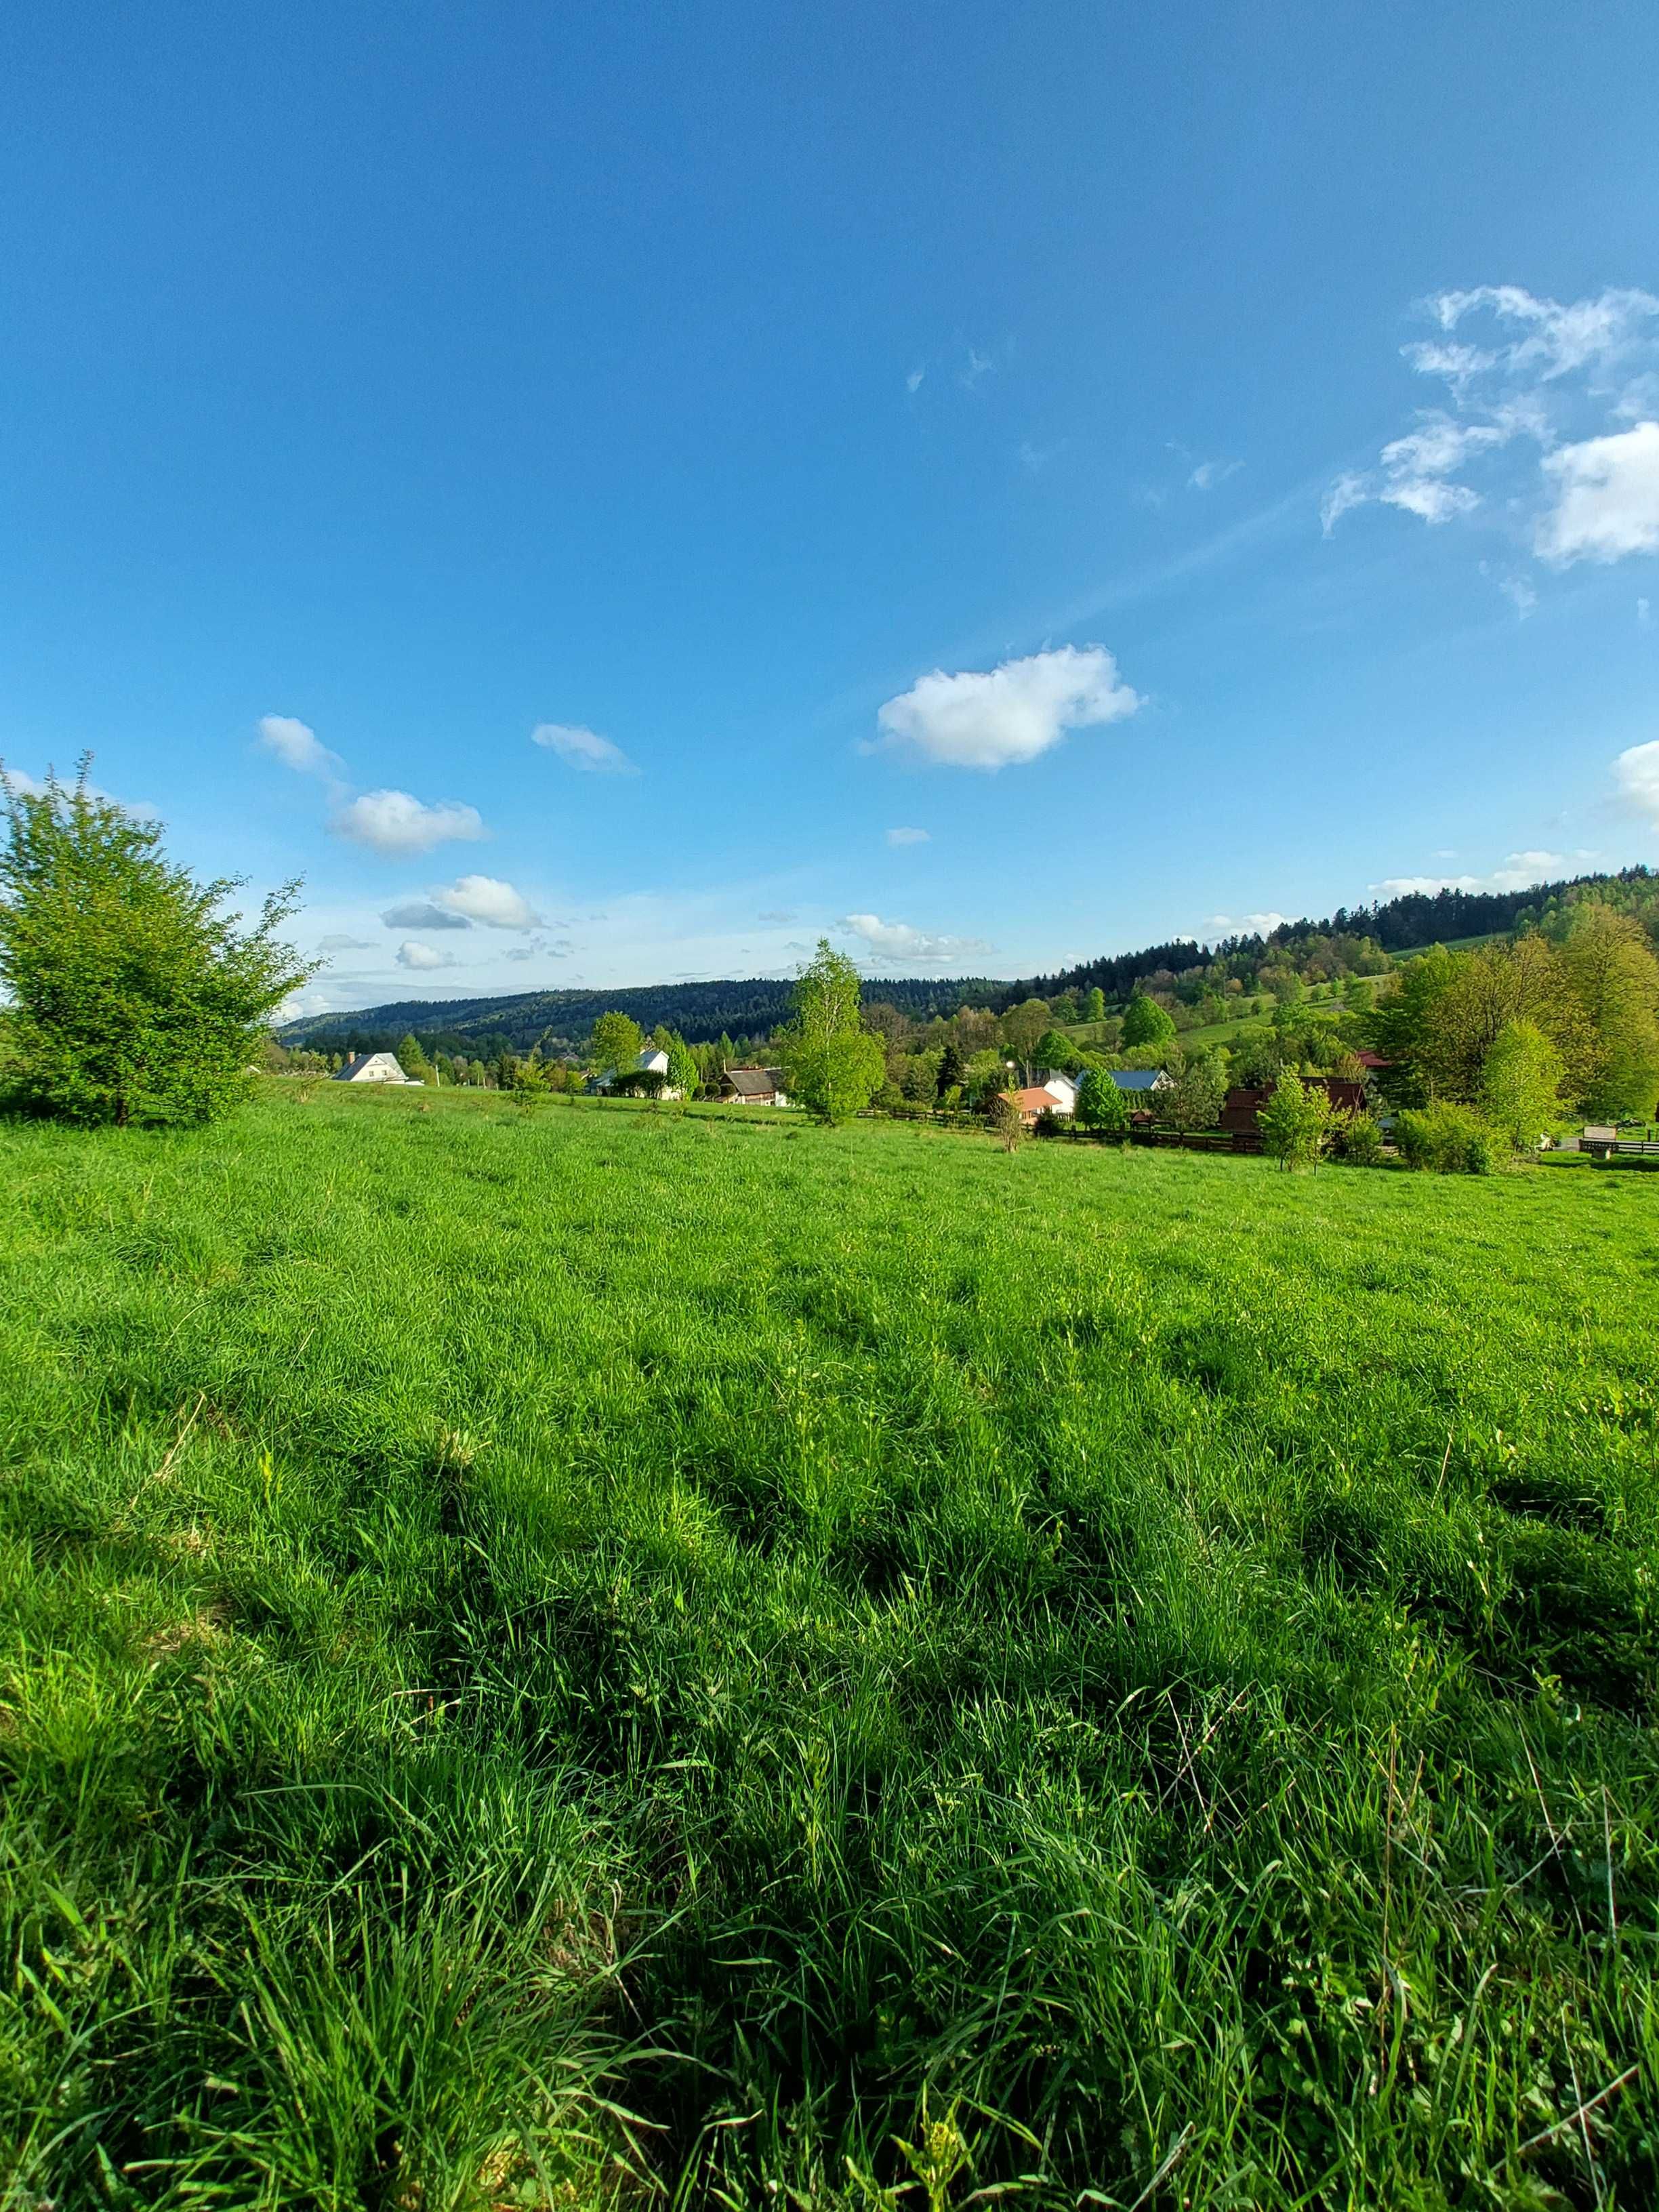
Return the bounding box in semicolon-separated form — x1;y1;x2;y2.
1;1084;1656;2207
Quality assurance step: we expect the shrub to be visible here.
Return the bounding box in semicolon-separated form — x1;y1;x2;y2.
1256;1068;1334;1171
1395;1101;1504;1174
0;762;312;1128
1332;1109;1387;1166
1032;1107;1063;1139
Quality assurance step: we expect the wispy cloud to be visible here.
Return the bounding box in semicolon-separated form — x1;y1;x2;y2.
886;826;930;846
1188;458;1243;491
838;912;992;964
1323;285;1659;575
258;714;347;787
531;721;638;774
906;366;926;394
316;933;375;953
875;644;1141;771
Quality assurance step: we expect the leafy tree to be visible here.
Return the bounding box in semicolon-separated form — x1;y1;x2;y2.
935;1040;965;1099
777;939;886;1123
1165;1050;1228;1131
664;1030;699;1099
0;762;312;1126
590;1010;644;1080
1364;945;1460;1105
1256;1068;1332;1171
1421;936;1596;1106
1479;1019;1564;1152
1075;1067;1130;1134
1120;991;1176;1049
1557;900;1659;1120
1086;986;1107;1023
396;1032;430;1081
1033;1027;1080;1073
1000;997;1050;1076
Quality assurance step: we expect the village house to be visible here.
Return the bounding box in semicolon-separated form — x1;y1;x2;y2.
718;1066;792;1107
1107;1069;1172;1099
593;1047;683;1099
335;1052;421;1084
1218;1076;1367;1134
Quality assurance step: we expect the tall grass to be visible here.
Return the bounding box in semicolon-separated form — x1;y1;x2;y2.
1;1083;1656;2206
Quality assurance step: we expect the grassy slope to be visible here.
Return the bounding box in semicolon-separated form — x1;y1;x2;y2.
3;1086;1657;2208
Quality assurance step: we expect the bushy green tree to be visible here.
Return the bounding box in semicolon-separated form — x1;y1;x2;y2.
1033;1027;1080;1073
1479;1019;1564;1152
1165;1050;1228;1131
777;939;886;1124
590;1010;644;1080
0;762;312;1126
1086;986;1107;1023
1256;1068;1333;1171
1075;1067;1130;1134
1120;991;1176;1049
1000;998;1050;1074
396;1032;430;1081
664;1031;699;1099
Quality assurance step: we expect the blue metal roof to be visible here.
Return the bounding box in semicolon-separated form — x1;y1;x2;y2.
1108;1069;1165;1090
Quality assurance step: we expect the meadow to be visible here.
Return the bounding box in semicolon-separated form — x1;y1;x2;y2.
2;1083;1656;2209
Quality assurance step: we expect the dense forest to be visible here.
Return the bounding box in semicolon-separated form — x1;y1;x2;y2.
279;864;1656;1056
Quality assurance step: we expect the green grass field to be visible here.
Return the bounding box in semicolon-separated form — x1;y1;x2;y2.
3;1084;1656;2208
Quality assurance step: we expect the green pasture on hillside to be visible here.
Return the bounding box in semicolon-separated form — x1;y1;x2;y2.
2;1084;1657;2208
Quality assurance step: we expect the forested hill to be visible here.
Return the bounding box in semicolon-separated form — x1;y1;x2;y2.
279;973;1004;1055
279;863;1654;1053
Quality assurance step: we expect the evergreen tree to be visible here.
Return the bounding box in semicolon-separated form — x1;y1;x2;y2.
396;1033;430;1080
936;1040;965;1099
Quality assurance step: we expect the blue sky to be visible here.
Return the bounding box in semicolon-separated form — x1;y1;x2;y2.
3;0;1658;1009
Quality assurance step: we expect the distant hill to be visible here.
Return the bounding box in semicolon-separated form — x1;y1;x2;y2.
279;974;1005;1055
279;864;1655;1054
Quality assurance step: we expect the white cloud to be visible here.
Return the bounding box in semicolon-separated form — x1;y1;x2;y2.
1498;573;1538;618
838;913;992;964
886;826;930;846
1535;420;1659;565
531;722;637;774
333;790;487;855
1188;458;1242;491
1204;911;1290;938
435;874;541;928
396;939;459;972
906;366;925;394
258;714;346;783
1370;850;1568;898
960;346;994;390
1614;740;1659;827
876;644;1142;771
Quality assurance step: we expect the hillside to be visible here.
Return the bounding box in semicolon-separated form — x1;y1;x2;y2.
280;863;1656;1054
5;1081;1654;2203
